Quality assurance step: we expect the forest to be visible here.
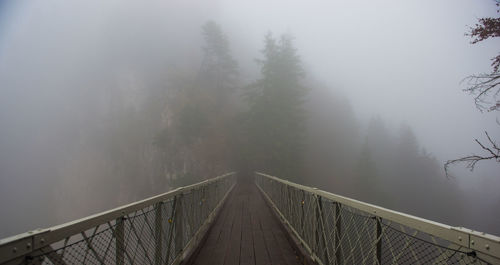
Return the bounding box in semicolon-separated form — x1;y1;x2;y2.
151;21;464;226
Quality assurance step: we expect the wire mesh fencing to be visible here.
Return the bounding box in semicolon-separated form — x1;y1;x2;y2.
255;172;500;265
0;173;236;265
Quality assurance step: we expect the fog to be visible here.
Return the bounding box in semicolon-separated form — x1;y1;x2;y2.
0;0;499;239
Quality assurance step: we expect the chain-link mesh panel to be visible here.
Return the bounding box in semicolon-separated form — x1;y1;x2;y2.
255;173;492;265
5;174;236;265
379;221;486;265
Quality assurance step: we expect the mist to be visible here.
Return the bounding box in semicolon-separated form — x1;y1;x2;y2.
1;0;499;239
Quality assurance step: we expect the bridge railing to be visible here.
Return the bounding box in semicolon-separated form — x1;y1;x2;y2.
255;172;500;265
0;172;236;265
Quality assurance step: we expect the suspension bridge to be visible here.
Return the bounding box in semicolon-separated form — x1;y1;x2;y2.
0;172;499;265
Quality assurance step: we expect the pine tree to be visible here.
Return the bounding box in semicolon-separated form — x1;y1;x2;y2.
154;21;239;186
242;33;307;181
200;21;238;98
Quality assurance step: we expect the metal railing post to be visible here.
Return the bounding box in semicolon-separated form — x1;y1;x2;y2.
300;190;306;238
215;180;219;203
316;196;331;265
376;217;382;265
115;217;125;265
334;202;342;265
174;194;184;256
165;197;177;263
313;194;319;256
288;186;293;222
155;202;163;265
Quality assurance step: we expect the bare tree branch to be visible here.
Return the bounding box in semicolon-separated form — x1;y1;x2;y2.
462;72;500;111
449;3;500;176
445;131;500;177
485;131;500;150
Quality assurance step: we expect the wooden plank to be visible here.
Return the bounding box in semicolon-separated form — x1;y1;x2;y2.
191;192;233;264
224;196;243;265
257;184;301;265
261;221;283;264
240;191;255;265
259;199;283;265
269;219;301;265
208;185;239;265
249;186;271;265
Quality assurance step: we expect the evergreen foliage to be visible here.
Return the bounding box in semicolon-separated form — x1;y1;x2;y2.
241;33;307;181
154;21;238;186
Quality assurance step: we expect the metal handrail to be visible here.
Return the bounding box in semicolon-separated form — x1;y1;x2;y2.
0;172;236;265
255;172;500;265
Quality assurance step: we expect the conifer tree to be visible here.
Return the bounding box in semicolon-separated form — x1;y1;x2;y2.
242;33;307;181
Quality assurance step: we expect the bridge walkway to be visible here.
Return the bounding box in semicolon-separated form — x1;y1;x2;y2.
188;178;302;265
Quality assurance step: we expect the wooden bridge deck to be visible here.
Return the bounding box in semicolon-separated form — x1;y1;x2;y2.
188;178;302;265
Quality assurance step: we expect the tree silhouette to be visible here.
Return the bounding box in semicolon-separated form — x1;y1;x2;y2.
241;33;307;181
463;1;500;112
446;1;500;175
